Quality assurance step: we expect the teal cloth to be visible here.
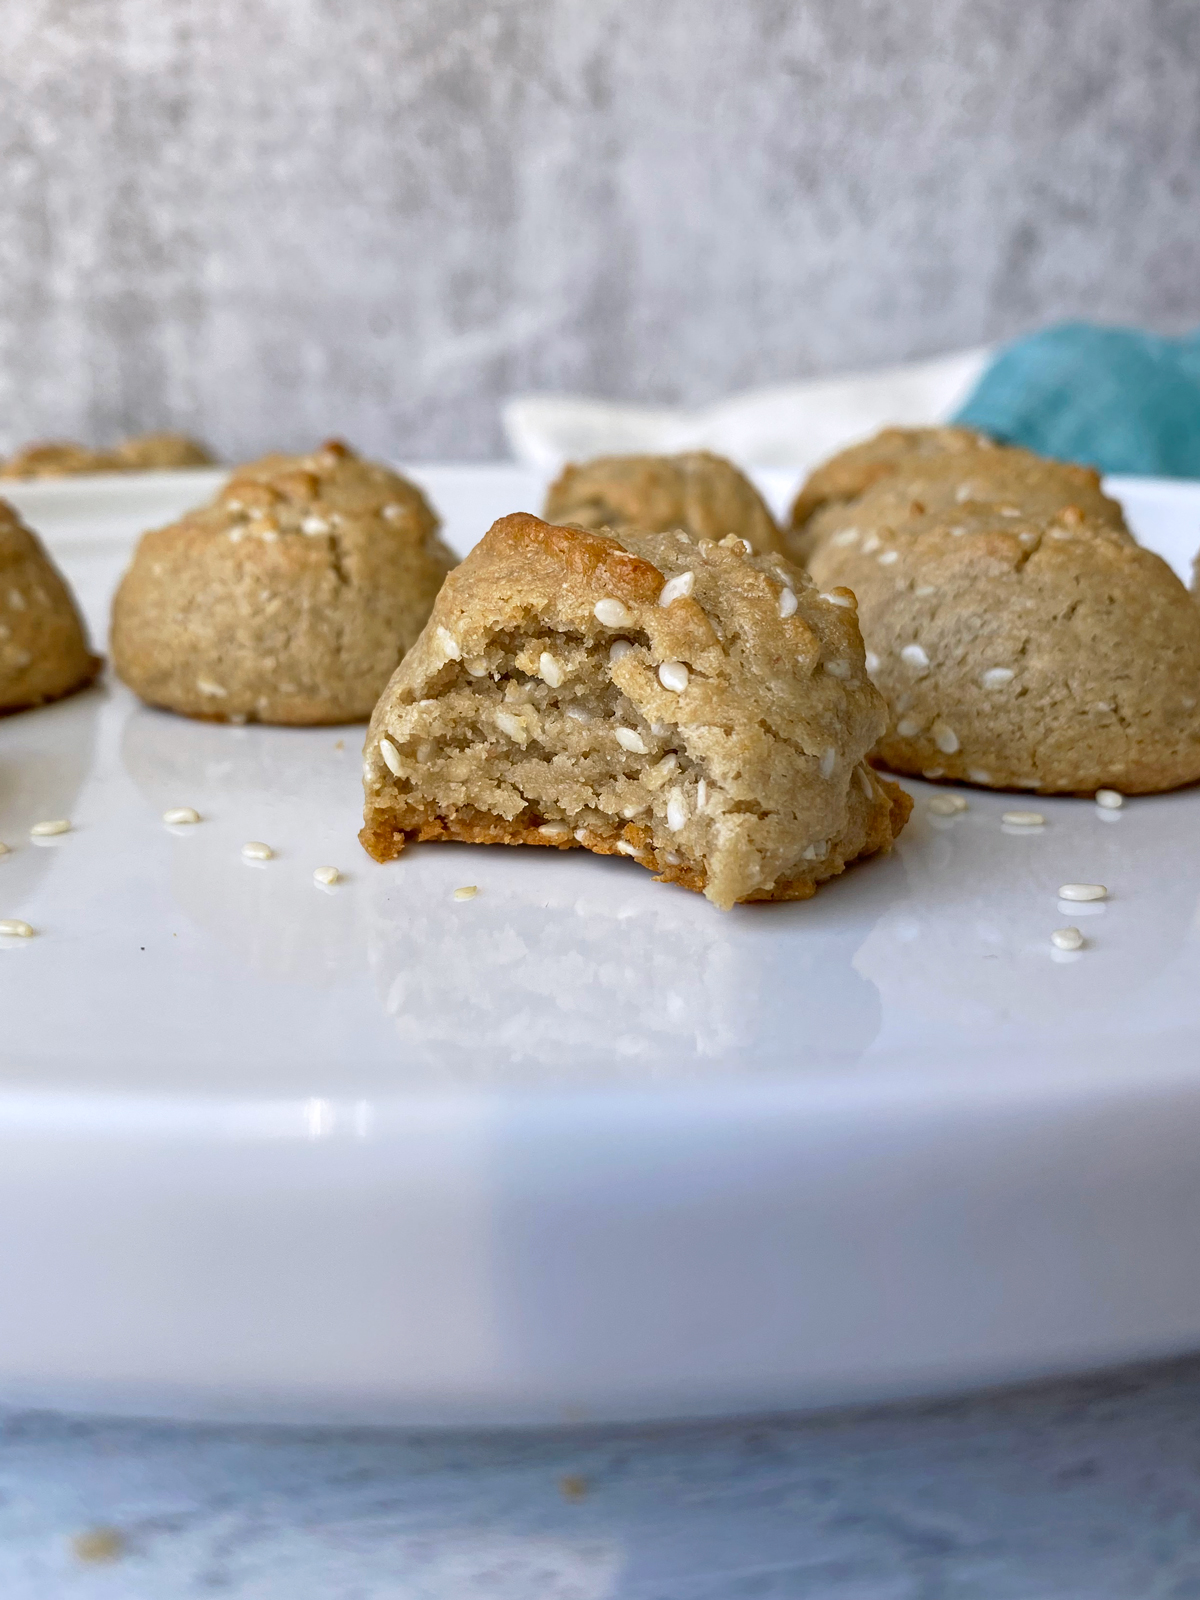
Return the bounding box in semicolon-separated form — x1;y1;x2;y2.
952;322;1200;478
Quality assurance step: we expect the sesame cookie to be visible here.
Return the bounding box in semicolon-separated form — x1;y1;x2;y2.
802;446;1200;794
545;450;785;555
0;499;101;712
360;512;910;910
0;432;214;478
111;440;455;725
787;426;1126;564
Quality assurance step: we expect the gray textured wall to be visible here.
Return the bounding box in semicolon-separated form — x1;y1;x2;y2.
1;0;1198;461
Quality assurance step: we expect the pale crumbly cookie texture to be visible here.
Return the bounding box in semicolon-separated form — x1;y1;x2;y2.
0;499;101;712
802;442;1200;794
111;440;456;725
787;426;1127;564
360;512;910;910
544;450;786;555
0;432;215;478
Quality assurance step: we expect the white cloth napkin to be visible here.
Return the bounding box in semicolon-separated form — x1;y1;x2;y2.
503;347;990;475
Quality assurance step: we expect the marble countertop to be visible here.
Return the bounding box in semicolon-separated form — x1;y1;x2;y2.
4;1356;1200;1598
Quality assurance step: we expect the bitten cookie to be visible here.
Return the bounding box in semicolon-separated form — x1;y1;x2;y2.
802;444;1200;794
111;440;456;725
0;499;101;712
360;512;910;910
787;426;1126;564
1;432;214;478
545;450;786;555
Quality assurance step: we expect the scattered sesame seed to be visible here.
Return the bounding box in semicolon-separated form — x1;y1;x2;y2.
658;571;694;607
932;721;960;754
539;651;564;687
301;515;330;535
162;807;200;825
615;726;648;754
453;885;478;901
594;597;632;627
313;866;340;886
923;767;945;780
0;919;34;937
574;827;589;842
778;586;798;618
981;667;1014;688
696;778;708;812
381;503;404;522
877;550;900;566
914;584;937;597
900;643;930;671
196;677;228;697
819;746;837;779
30;819;70;837
616;840;639;856
1095;789;1124;809
955;483;973;503
1002;810;1045;828
655;753;679;777
565;705;593;723
928;794;968;816
831;528;859;547
1058;883;1107;902
609;639;634;665
242;841;274;861
857;767;875;798
820;589;856;608
650;722;670;735
861;532;881;554
824;659;851;679
999;506;1022;518
864;650;880;675
435;626;462;661
495;709;528;741
664;849;682;864
538;821;571;837
379;737;403;775
967;768;992;785
896;716;922;737
1051;926;1084;952
802;839;828;860
658;660;689;692
666;790;688;831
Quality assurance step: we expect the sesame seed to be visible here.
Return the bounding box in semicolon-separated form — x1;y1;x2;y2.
301;515;330;535
999;506;1022;518
435;626;462;661
778;586;798;618
196;677;228;697
565;705;593;723
615;727;648;754
878;550;900;566
1058;883;1107;902
162;807;200;825
242;841;273;861
914;584;936;597
658;571;695;607
617;840;639;856
453;885;478;901
0;919;34;937
968;768;992;784
379;737;403;775
802;839;828;860
538;821;571;837
594;597;632;627
819;746;836;779
932;721;960;754
981;667;1014;688
1002;810;1045;828
896;716;922;737
495;709;527;742
820;589;856;608
664;849;682;864
696;778;708;812
824;659;851;679
923;767;945;779
655;753;679;777
928;794;968;816
539;651;564;687
609;639;634;665
381;503;403;522
1051;926;1084;952
30;819;70;837
650;722;670;735
857;767;874;797
666;790;688;831
831;528;859;547
900;643;930;671
574;828;589;842
861;532;881;554
955;483;973;503
313;866;340;886
1095;789;1124;809
864;650;880;675
658;660;689;692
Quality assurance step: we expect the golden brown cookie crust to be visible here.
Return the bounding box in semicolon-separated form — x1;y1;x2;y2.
0;499;101;712
804;446;1200;794
545;450;786;555
111;440;456;725
360;511;909;908
0;432;215;478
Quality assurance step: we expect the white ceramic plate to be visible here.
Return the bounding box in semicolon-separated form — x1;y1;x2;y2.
1;467;1199;1426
